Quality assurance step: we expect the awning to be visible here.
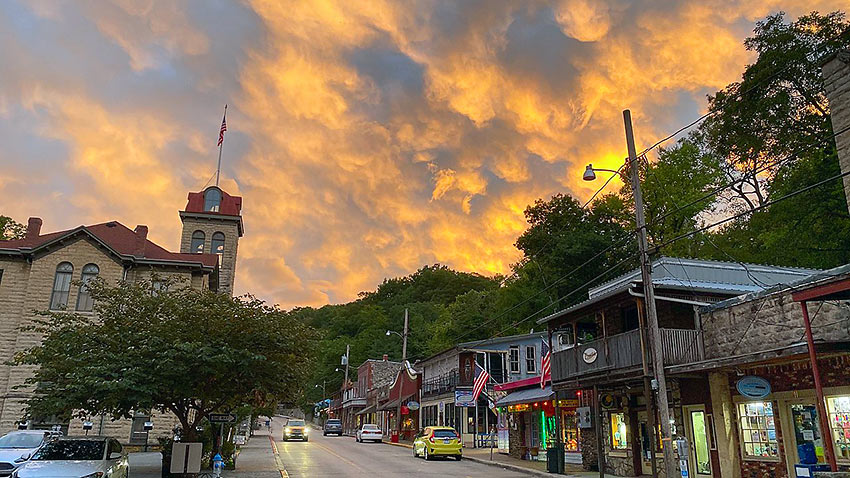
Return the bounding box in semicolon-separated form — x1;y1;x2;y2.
356;404;377;415
495;385;553;407
377;399;399;411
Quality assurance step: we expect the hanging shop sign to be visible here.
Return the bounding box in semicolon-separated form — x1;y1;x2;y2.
507;403;530;413
406;401;420;411
600;393;617;410
582;347;599;364
401;405;410;415
558;399;580;408
736;376;771;399
455;390;476;407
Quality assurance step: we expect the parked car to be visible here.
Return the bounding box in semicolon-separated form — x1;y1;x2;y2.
283;419;308;442
0;431;54;477
13;436;128;478
413;427;462;461
323;419;342;436
355;424;382;443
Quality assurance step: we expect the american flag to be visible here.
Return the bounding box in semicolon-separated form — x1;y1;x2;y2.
217;105;228;147
540;338;551;389
472;362;490;402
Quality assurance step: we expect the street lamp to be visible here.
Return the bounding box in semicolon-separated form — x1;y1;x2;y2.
386;308;409;362
581;109;675;478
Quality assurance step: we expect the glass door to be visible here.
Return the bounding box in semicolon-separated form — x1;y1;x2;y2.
684;406;713;477
789;403;827;466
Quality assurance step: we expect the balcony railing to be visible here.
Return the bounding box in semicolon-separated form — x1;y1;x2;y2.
422;370;458;397
551;328;703;382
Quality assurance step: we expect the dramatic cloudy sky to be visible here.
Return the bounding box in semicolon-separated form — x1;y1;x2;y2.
0;0;845;307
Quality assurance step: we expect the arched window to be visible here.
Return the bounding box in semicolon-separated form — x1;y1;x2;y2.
76;264;99;312
204;188;221;212
191;231;205;254
211;232;225;257
49;262;73;310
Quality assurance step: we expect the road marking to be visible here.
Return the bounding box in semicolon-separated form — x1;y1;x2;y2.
309;439;368;473
268;436;288;478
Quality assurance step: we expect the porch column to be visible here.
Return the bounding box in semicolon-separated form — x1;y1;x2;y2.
707;372;741;478
800;301;838;470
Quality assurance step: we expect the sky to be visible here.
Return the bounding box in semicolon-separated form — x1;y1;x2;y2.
0;0;846;308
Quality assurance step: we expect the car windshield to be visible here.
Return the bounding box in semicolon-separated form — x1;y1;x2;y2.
434;430;458;438
0;433;43;449
326;420;341;425
363;425;379;430
287;421;305;427
31;440;104;461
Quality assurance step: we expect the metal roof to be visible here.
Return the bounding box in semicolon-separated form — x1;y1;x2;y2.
538;257;819;325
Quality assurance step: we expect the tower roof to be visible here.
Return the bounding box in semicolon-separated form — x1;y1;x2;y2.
184;186;242;216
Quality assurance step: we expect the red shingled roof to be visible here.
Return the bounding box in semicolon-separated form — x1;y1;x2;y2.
0;221;218;268
184;187;242;216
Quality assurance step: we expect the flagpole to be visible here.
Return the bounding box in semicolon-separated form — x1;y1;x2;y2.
216;104;227;187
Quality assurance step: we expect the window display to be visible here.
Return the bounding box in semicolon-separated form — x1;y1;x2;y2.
827;396;850;461
611;413;628;450
738;402;778;459
563;410;580;452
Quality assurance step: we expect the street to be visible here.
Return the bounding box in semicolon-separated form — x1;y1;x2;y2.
270;418;531;478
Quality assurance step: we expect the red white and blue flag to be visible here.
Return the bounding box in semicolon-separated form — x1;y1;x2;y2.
472;362;490;402
217;105;228;147
540;338;551;389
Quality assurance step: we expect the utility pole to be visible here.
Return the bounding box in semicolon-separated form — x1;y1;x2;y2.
343;344;350;389
402;308;409;362
624;109;676;478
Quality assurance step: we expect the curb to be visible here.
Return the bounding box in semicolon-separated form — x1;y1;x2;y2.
382;440;413;449
463;455;555;477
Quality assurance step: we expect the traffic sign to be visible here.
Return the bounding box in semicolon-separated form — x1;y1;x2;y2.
208;413;237;423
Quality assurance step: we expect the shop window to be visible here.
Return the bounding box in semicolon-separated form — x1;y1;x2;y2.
610;413;628;450
827;396;850;461
509;346;520;374
563;410;580;451
737;402;779;459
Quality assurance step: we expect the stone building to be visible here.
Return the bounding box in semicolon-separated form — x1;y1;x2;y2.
822;49;850;213
0;185;242;444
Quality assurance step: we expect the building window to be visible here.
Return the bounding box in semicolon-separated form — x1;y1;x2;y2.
610;413;628;450
204;188;221;212
525;345;536;373
75;264;99;312
738;402;778;459
211;232;225;257
0;269;4;286
827;396;850;461
49;262;73;310
191;231;205;254
509;346;520;374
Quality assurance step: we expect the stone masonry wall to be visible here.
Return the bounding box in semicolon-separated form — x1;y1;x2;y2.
702;290;850;359
822;50;850;213
179;217;239;295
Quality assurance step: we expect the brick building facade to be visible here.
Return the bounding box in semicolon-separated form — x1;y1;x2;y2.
0;186;243;445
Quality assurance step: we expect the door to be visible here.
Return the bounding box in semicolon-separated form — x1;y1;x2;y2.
637;411;654;474
788;403;827;469
684;406;713;477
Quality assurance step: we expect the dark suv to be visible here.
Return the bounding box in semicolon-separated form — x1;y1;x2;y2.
323;419;343;436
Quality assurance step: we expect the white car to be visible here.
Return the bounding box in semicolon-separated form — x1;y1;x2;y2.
13;437;128;478
355;424;383;443
0;431;54;477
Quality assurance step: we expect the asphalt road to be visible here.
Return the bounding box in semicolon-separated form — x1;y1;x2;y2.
271;418;529;478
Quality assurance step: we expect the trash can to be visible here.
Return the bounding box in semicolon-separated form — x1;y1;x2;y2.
546;446;564;474
391;430;399;443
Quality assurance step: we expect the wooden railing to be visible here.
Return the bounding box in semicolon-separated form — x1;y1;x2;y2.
551;328;703;382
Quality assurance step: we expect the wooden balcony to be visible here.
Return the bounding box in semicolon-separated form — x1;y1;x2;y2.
551;328;703;382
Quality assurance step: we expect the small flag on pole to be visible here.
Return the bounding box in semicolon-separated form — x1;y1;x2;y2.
540;338;551;389
217;105;228;147
472;362;490;402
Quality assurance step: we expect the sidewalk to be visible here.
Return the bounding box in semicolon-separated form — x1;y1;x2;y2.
221;429;281;478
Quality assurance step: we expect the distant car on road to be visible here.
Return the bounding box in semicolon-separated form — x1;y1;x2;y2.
413;427;462;461
13;436;128;478
355;424;383;443
0;431;54;477
323;419;342;436
283;419;308;442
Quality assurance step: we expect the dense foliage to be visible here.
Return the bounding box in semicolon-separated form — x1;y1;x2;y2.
13;278;316;442
0;216;25;241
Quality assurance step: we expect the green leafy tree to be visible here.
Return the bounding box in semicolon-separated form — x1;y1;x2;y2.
699;11;850;209
0;216;25;240
12;278;316;443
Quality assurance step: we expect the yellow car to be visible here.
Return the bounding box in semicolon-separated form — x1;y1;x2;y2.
413;427;462;461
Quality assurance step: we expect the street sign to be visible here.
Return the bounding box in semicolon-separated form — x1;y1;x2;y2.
208;413;237;423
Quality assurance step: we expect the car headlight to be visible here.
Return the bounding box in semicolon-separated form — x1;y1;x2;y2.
285;427;291;433
80;473;104;478
303;428;308;435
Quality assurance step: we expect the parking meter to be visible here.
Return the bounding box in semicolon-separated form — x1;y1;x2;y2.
83;421;93;435
676;438;690;477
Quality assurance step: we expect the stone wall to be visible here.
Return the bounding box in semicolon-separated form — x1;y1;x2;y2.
822;50;850;214
179;216;240;295
701;290;850;358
